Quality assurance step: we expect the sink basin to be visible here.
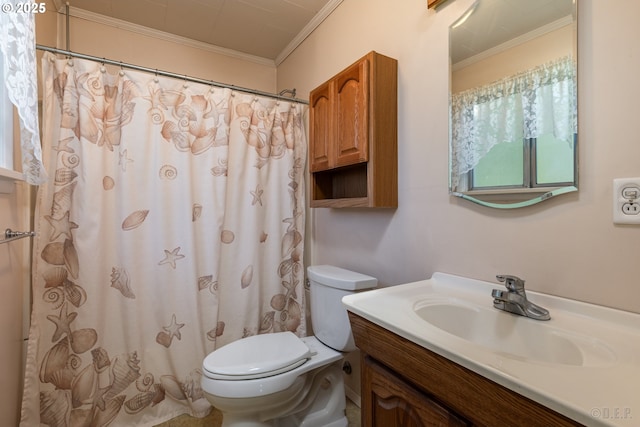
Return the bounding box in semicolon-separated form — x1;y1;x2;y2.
413;298;616;367
342;272;640;427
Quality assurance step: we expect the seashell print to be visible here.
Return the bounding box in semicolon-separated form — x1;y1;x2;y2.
63;280;87;307
124;385;164;414
43;287;65;309
70;328;98;354
161;121;191;151
64;239;80;279
197;275;214;291
54;168;78;185
110;267;135;299
282;298;302;332
240;265;253;289
260;231;268;243
103;176;115;190
106;352;141;400
192;203;202;222
54;136;75;154
91;394;125;427
124;390;155;414
40;389;71;426
278;258;293;278
259;311;275;334
182;370;205;401
210;165;227;176
40;337;70;383
122;209;149;231
43;267;68;288
220;229;234;244
47;368;75;390
61;152;80;169
205;321;225;342
281;230;303;257
159;164;178;180
160;375;187;401
51;181;76;218
71;362;98;408
156;331;172;348
136;372;155;392
270;294;287;311
91;347;111;372
41;242;65;265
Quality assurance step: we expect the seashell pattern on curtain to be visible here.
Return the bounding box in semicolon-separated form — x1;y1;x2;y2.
21;52;307;426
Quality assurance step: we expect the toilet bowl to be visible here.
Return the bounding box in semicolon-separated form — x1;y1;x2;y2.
200;265;377;427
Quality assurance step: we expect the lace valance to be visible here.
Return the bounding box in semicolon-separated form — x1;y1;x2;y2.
451;56;577;188
0;0;47;184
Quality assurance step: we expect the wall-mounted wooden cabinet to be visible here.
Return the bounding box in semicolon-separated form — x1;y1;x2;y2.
309;51;397;208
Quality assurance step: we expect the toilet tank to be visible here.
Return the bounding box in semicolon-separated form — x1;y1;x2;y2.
307;265;377;352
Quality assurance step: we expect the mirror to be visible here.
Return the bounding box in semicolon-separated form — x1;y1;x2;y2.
449;0;577;209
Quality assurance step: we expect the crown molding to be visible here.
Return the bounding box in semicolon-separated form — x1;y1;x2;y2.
54;4;276;67
452;15;573;71
275;0;344;66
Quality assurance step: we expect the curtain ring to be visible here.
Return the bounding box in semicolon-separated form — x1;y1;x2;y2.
119;62;125;76
154;70;159;83
100;58;107;74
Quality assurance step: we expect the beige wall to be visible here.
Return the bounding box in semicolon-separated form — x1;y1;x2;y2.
278;0;640;315
0;181;31;425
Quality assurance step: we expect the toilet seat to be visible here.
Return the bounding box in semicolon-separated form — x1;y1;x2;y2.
203;331;312;380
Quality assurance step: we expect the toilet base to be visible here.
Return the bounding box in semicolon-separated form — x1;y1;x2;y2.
209;361;347;427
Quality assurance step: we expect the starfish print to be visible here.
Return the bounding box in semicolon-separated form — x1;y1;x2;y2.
250;184;264;206
46;303;77;342
44;211;78;240
163;314;185;340
119;149;133;172
158;247;185;269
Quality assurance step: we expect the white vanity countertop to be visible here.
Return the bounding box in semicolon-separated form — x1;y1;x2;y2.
342;272;640;427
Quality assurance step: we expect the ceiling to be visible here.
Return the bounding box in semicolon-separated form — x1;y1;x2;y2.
52;0;337;64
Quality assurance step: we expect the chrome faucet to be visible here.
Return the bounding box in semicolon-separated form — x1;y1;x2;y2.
491;275;550;320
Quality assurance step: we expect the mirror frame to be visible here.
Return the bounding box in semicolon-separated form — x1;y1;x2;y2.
448;0;578;209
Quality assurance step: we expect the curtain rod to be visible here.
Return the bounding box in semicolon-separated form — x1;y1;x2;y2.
36;45;308;105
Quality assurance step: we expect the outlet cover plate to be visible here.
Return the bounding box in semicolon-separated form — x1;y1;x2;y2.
613;178;640;224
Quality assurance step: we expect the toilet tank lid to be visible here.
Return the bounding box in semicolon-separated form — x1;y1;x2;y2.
307;265;377;291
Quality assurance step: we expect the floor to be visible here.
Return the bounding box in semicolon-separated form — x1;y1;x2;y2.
155;398;361;426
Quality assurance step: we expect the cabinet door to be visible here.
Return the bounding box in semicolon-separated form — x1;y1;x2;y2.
309;80;332;172
334;58;369;168
363;357;469;427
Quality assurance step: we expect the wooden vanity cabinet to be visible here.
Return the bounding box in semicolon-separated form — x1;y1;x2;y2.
349;312;585;427
309;51;397;208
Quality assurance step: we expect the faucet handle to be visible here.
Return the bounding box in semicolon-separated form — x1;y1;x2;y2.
496;275;525;292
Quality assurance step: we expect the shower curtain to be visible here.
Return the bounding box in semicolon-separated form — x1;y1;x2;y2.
21;52;307;426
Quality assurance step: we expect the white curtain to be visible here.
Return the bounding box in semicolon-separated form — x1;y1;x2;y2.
450;56;577;190
21;52;307;426
0;0;47;184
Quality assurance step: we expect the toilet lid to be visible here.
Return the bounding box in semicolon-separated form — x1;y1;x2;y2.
203;331;312;380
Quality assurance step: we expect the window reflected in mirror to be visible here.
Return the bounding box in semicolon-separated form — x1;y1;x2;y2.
449;0;577;208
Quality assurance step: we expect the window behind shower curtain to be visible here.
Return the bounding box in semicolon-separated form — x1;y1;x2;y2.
0;53;14;171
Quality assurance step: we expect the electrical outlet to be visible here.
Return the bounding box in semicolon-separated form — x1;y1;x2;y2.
613;178;640;224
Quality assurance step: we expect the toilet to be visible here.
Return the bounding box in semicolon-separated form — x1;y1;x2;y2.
201;265;377;427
